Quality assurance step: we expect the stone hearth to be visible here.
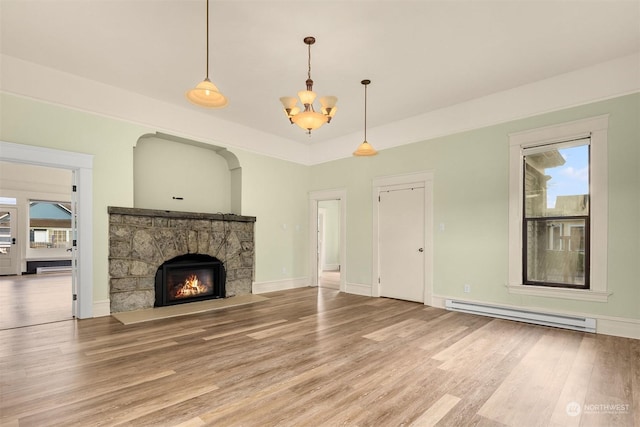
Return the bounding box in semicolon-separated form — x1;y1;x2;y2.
108;207;255;313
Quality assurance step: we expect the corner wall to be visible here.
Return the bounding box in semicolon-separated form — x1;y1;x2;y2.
309;93;640;336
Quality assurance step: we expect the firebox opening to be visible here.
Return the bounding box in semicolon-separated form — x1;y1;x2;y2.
155;254;226;307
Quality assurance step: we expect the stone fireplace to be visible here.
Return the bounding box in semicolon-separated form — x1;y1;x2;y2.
108;207;255;313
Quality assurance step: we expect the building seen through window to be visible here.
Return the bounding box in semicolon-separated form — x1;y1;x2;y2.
29;201;72;249
523;142;590;288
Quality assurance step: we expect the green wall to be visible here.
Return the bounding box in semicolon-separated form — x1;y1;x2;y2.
0;93;310;303
2;92;638;321
310;93;640;320
1;94;147;301
233;150;310;281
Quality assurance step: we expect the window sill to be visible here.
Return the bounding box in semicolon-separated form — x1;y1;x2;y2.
507;284;611;302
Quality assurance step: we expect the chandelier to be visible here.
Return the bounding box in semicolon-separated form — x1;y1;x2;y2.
186;0;228;108
353;79;378;156
279;36;337;134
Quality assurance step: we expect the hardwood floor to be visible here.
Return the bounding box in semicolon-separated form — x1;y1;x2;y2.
1;287;638;426
0;272;72;330
319;270;340;290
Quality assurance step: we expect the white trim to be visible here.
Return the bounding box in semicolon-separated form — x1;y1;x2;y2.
4;53;638;166
92;299;111;317
1;55;309;165
506;284;611;303
0;141;94;318
309;189;347;292
431;294;639;339
508;115;609;300
372;172;434;305
345;282;372;297
252;277;309;294
310;54;639;164
596;316;640;340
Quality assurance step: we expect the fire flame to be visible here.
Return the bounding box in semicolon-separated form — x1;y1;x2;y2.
174;274;211;298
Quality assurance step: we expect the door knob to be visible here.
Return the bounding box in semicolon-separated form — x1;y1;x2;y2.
418;248;424;252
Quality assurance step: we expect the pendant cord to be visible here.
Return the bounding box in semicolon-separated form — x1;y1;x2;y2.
307;43;311;80
205;0;209;79
364;84;368;141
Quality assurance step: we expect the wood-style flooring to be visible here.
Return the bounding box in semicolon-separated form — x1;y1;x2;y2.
319;270;340;290
1;287;638;426
0;272;72;330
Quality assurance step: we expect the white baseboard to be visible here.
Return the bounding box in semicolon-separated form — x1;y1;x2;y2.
252;277;309;294
431;294;640;339
596;316;640;339
92;299;111;317
322;264;340;272
345;282;372;297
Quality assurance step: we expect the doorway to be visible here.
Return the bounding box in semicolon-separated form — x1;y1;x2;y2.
373;172;433;305
317;200;341;289
0;163;75;329
309;189;346;291
0;141;94;319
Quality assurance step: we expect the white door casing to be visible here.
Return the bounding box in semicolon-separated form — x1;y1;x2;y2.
0;141;94;318
309;189;346;290
373;172;434;305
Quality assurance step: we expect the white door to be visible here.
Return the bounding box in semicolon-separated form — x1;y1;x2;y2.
379;187;425;302
0;207;19;275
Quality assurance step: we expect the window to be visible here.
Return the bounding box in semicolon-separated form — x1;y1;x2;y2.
29;200;72;249
523;141;589;289
508;115;609;302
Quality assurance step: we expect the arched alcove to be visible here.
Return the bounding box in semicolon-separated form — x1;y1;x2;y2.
134;133;241;214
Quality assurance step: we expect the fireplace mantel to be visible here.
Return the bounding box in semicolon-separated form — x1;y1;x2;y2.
108;207;255;313
108;206;256;223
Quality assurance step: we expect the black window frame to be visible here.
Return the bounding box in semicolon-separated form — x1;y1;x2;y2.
521;143;591;289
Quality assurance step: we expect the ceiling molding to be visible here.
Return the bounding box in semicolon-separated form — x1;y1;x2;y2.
2;53;638;166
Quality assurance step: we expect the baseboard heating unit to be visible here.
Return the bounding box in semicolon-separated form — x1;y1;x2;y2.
445;299;596;333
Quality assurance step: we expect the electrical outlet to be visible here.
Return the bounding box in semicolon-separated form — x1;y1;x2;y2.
464;284;471;293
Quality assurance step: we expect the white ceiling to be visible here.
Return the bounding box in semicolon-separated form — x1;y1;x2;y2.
1;0;639;150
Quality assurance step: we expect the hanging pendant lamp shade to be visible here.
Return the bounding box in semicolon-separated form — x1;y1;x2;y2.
186;78;228;108
353;140;378;156
186;0;228;108
353;79;378;156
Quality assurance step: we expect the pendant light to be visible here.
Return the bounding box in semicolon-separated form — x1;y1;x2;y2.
186;0;228;108
353;79;378;156
279;36;337;134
